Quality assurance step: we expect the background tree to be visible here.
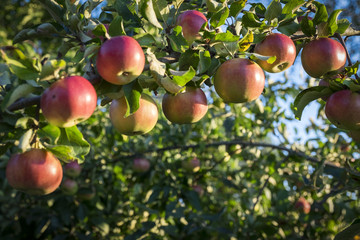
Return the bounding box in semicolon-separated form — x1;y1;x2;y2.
1;0;360;239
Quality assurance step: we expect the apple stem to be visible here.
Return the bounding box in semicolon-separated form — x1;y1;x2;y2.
334;33;360;81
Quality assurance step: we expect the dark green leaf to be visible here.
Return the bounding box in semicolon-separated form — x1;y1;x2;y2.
198;50;211;74
123;80;143;117
312;2;328;25
300;17;316;36
242;12;263;28
140;0;163;29
265;0;282;21
229;0;247;18
327;9;343;36
210;7;229;28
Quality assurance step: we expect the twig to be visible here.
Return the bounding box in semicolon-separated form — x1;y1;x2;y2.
7;96;41;112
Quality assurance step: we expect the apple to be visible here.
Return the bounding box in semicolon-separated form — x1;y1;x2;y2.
96;36;145;85
213;58;265;103
162;87;208;124
41;76;97;128
77;187;96;201
254;33;296;73
133;158;151;172
176;10;207;43
110;94;158;135
182;157;200;172
325;90;360;130
64;160;82;178
301;38;346;78
61;178;78;195
6;149;63;195
295;197;311;214
192;185;204;197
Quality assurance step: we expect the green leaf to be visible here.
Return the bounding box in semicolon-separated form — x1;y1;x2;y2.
184;190;202;210
242;12;263;28
300;17;316;36
19;129;34;152
334;221;360;240
229;0;247;18
13;29;38;44
140;0;163;29
146;48;165;85
1;84;36;111
109;16;126;37
327;9;343;36
278;21;300;35
282;0;305;16
198;50;211;74
312;2;328;25
38;124;61;144
40;59;66;81
265;0;282;22
169;66;196;87
210;7;229;28
92;24;109;39
168;26;188;52
212;31;239;42
336;19;350;34
123;80;143;117
293;86;333;120
152;0;170;25
245;52;276;63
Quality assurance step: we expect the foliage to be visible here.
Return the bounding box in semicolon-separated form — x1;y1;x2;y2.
0;0;360;239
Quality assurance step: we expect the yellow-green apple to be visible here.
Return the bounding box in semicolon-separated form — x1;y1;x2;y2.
325;90;360;130
64;160;82;178
162;87;208;124
6;149;63;195
61;178;78;195
182;157;200;172
133;158;150;172
110;94;158;135
96;36;145;85
41;76;97;128
254;33;296;73
295;197;311;214
213;58;265;103
301;38;346;78
176;10;207;43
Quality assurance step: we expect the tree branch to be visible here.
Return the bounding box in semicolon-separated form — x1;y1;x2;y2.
7;96;41;112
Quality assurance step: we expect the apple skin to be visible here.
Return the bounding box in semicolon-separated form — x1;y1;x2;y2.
96;36;145;85
325;90;360;130
176;10;207;43
6;149;63;195
213;58;265;103
295;197;311;214
162;87;208;124
182;157;200;172
61;179;78;195
133;158;151;173
64;161;82;178
41;76;97;128
301;38;346;78
110;94;158;135
254;33;296;73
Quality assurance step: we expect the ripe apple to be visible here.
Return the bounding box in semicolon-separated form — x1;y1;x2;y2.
41;76;97;128
301;38;346;78
64;161;82;178
192;185;204;196
295;197;311;214
162;87;208;124
6;149;63;195
182;157;200;172
325;90;360;130
133;158;151;172
110;94;158;135
96;36;145;85
176;10;207;43
254;33;296;73
61;178;78;195
213;58;265;103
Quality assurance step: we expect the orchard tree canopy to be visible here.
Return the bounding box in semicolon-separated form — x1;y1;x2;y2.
1;0;360;239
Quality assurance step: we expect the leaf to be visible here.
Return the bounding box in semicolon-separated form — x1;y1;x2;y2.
336;19;350;34
109;16;126;37
19;129;34;152
13;29;38;44
212;31;239;42
327;9;343;36
238;30;254;52
140;0;163;29
39;59;66;81
242;12;263;28
265;0;282;22
184;190;201;210
198;50;211;74
122;80;143;117
278;20;300;35
160;76;184;94
300;17;316;36
146;48;165;85
282;0;305;16
245;52;276;63
168;26;188;52
334;221;360;240
152;0;170;25
38;124;61;144
210;7;229;28
1;84;36;111
169;66;196;87
293;86;333;120
312;2;328;25
229;0;247;18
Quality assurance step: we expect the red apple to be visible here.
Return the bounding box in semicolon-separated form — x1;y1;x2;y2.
110;94;158;135
133;158;151;172
301;38;346;78
182;157;200;172
61;178;78;195
41;76;97;128
6;149;63;195
213;58;265;103
254;33;296;73
192;185;204;196
162;87;208;124
176;10;207;43
295;197;311;214
325;90;360;130
96;36;145;85
64;161;82;178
